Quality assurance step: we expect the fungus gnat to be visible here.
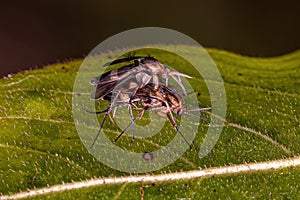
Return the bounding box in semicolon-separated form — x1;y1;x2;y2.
90;56;192;101
90;83;210;150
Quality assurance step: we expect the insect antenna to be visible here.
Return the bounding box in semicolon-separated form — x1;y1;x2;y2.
188;107;211;112
185;107;211;122
185;112;209;122
167;70;192;96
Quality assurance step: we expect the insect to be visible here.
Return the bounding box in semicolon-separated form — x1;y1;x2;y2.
90;82;210;149
90;56;192;101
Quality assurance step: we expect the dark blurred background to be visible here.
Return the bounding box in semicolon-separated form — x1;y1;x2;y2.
0;0;299;77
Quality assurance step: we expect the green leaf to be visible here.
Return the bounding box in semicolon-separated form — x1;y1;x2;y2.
0;46;299;199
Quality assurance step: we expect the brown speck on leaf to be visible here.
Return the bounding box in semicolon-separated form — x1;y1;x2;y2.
139;183;155;200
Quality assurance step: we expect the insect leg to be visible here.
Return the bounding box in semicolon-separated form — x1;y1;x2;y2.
166;114;192;149
152;74;159;89
127;86;142;140
169;71;192;95
136;72;152;88
165;76;169;86
114;108;145;142
128;103;135;139
90;91;121;148
108;113;115;124
158;101;193;150
169;74;188;96
170;71;193;79
112;107;118;118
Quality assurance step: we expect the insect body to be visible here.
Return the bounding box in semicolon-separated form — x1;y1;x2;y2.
114;83;210;148
90;82;210;149
90;56;192;101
